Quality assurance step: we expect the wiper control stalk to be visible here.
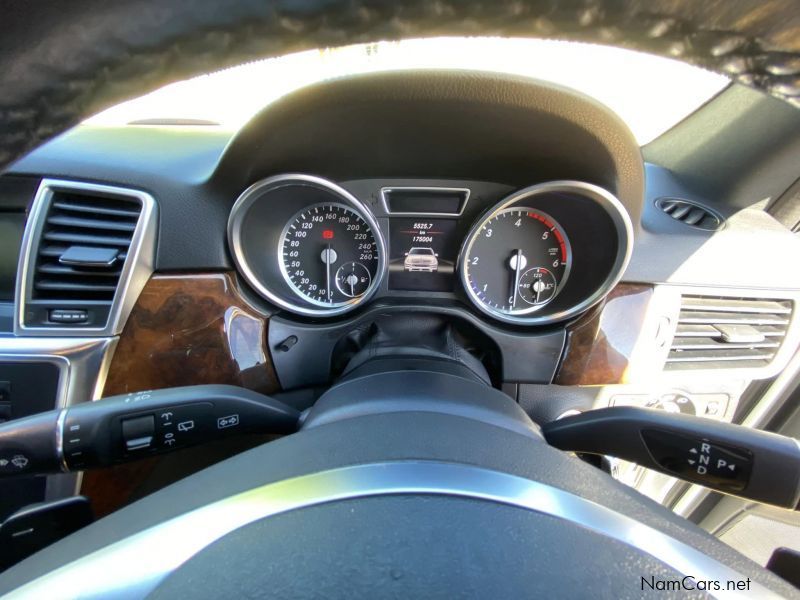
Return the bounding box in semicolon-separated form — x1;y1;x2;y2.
0;385;300;477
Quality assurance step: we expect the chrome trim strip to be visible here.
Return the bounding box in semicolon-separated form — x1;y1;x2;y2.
0;337;115;410
741;346;800;428
54;409;68;473
15;179;158;337
4;461;779;599
379;186;471;216
458;180;633;325
228;174;388;318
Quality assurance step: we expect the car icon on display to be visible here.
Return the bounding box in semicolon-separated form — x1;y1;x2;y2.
404;247;439;272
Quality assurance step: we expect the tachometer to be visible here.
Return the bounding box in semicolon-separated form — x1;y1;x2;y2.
279;203;379;307
461;207;571;319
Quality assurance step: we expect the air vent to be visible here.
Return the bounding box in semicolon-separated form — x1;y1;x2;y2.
666;295;793;371
16;179;157;333
656;198;723;231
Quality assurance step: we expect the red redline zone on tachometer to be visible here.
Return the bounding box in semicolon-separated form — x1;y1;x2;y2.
527;211;567;262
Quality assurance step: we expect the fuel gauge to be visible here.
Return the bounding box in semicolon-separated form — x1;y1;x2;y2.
335;262;371;298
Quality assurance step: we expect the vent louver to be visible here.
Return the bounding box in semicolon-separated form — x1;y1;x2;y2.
656;198;723;231
666;295;793;371
28;190;143;327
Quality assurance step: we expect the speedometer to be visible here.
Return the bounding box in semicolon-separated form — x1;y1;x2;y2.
461;207;572;320
279;203;379;307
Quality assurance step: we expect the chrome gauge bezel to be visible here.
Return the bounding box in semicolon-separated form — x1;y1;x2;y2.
228;174;387;317
458;181;633;326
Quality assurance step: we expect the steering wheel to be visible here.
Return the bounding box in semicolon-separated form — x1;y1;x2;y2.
1;1;799;597
0;358;797;597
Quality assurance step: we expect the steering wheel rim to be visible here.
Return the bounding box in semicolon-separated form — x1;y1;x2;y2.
0;406;795;598
1;0;800;170
0;368;797;597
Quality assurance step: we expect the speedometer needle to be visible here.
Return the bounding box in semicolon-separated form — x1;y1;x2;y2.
320;245;337;302
326;244;332;302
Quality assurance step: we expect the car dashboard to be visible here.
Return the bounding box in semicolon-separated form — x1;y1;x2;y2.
1;69;800;522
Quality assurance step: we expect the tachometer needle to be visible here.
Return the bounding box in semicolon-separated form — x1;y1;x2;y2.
509;249;524;309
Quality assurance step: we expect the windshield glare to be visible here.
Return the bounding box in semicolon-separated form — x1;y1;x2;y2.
85;37;729;145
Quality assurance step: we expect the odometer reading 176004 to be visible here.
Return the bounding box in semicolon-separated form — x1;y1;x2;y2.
279;203;380;307
461;207;572;321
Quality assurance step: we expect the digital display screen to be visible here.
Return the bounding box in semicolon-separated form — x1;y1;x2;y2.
384;189;466;214
388;218;460;292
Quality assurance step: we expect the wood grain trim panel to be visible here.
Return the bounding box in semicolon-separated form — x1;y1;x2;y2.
554;283;654;386
86;275;652;513
102;272;279;397
85;272;279;516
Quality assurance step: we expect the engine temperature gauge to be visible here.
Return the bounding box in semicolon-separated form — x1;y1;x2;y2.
518;267;557;305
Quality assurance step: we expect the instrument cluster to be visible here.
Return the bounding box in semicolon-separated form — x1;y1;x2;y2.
228;174;632;325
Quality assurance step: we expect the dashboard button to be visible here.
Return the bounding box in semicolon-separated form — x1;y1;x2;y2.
121;415;155;452
700;393;729;417
49;309;88;323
